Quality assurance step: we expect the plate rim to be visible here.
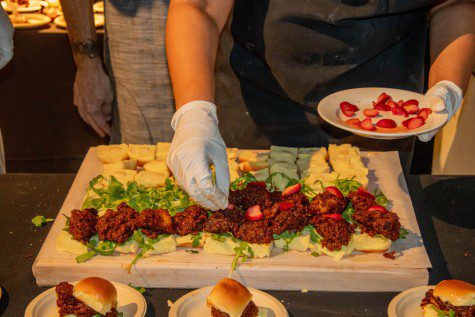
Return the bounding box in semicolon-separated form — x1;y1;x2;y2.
317;87;448;139
11;13;51;29
169;285;288;317
24;280;147;317
387;285;434;317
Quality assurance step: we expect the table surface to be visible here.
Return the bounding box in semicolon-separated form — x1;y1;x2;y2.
0;174;473;317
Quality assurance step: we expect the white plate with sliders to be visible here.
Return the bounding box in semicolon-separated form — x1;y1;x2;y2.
54;14;104;28
9;13;51;29
1;1;42;13
169;286;288;317
388;285;433;317
317;87;448;139
25;281;147;317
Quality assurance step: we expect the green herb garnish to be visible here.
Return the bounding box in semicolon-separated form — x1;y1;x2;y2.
311;252;320;257
191;232;202;248
229;241;249;278
334;178;362;196
342;203;355;224
31;215;54;227
128;284;146;294
76;250;97;263
186;249;199;254
399;227;409;239
373;188;390;208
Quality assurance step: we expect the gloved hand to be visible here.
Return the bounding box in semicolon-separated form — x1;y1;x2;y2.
418;80;463;142
0;7;14;70
167;101;230;210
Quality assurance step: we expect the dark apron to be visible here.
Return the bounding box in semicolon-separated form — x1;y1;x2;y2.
215;0;437;172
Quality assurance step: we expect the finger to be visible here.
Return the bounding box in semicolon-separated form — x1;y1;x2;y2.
187;178;219;210
418;131;437;142
212;154;230;198
196;175;228;210
103;100;113;122
182;159;222;210
429;96;446;112
78;106;106;138
91;109;111;136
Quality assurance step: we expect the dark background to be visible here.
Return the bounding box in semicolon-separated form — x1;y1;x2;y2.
0;26;433;174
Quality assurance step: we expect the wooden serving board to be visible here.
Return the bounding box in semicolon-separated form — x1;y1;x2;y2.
33;148;431;291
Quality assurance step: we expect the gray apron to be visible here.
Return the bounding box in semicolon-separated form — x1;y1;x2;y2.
215;0;437;171
104;0;175;144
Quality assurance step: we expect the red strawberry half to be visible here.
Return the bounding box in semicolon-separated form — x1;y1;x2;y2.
404;116;425;130
342;109;355;117
282;183;302;197
403;99;419;107
360;118;375;131
387;100;397;108
374;103;392;111
363;109;379;117
358;187;375;199
403;104;419;115
278;201;294;211
245;205;263;221
346;118;361;127
323;214;344;221
397;100;404;107
392;105;408;117
376;93;390;104
325;186;343;198
340;101;359;112
417;108;432;121
376;119;397;129
367;204;388;213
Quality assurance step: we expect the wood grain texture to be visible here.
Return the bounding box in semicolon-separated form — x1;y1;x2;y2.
33;148;430;291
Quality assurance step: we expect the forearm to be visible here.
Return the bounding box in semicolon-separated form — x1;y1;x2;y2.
166;0;232;109
60;0;100;69
429;2;475;93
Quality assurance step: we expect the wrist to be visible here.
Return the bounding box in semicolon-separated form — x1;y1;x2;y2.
75;55;103;71
171;100;218;131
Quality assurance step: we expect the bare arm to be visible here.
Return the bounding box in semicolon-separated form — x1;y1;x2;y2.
166;0;234;109
429;2;475;93
59;0;113;137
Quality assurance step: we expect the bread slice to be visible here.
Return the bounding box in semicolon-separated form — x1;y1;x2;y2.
143;159;171;177
176;233;205;247
56;230;88;255
135;171;166;188
97;144;129;163
102;169;137;187
116;239;140;254
103;159;137;172
203;234;273;258
274;234;310;252
309;242;355;261
144;235;177;255
155;142;171;160
350;233;391;253
128;144;156;165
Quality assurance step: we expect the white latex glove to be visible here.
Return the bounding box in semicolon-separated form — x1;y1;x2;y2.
418;80;463;142
167;101;230;210
0;7;14;69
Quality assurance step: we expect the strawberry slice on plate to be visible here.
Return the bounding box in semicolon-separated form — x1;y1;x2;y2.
376;119;397;129
403;99;419;107
282;183;302;196
342;109;355;117
245;205;263;221
403;104;419;114
417;108;432;121
391;105;408;117
397;100;404;107
403;116;425;130
325;186;343;198
346;118;361;126
387;100;397;108
360;118;375;131
340;101;359;112
363;109;379;117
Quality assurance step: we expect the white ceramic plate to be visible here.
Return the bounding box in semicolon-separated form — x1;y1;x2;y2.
317;87;448;139
388;285;433;317
9;13;50;29
93;1;104;13
25;281;147;317
169;286;288;317
54;13;104;28
1;1;42;13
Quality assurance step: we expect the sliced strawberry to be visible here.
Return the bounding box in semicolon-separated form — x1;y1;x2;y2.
360;118;375;131
282;183;302;197
367;204;388;213
363;109;379;117
325;186;343;198
323;213;344;221
375;93;389;104
391;105;408;117
402;118;410;128
417;108;432;121
374;103;392;111
405;116;425;130
346;118;361;127
403;104;419;115
376;119;397;129
247;181;267;188
245;205;263;221
397;100;404;107
342;109;355;117
358;187;375;199
403;99;419;107
227;203;235;210
278;201;294;211
340;101;359;112
387;100;397;108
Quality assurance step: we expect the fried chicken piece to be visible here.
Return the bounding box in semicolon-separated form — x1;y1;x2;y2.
138;208;174;238
68;208;98;243
308;191;348;215
173;205;208;236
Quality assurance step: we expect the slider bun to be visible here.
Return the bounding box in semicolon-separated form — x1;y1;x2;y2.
422;305;439;317
433;280;475;306
73;277;117;315
97;144;129;164
238;161;268;172
135;170;166;188
207;278;252;317
237;150;269;163
128;144;156;165
143;159;171;177
351;233;391;253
